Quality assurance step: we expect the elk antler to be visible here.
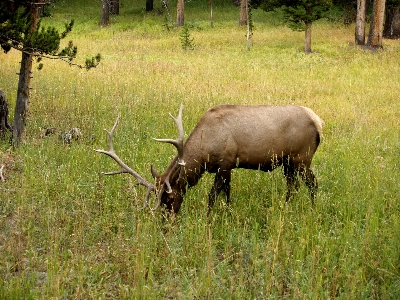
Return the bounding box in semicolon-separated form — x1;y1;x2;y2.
152;104;186;197
95;115;156;210
153;103;185;166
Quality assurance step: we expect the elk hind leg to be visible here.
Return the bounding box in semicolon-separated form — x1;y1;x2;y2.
299;166;318;205
208;169;231;214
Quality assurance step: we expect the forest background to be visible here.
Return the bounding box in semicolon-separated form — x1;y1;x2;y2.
0;0;399;298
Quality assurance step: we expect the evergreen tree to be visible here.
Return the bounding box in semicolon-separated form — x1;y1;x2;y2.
180;24;195;51
261;0;332;53
0;0;100;145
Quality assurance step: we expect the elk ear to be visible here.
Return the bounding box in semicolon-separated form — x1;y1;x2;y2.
151;165;160;178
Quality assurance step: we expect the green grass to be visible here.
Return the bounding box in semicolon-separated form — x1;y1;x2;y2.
1;0;399;298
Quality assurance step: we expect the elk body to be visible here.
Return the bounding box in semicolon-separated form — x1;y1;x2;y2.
96;104;324;214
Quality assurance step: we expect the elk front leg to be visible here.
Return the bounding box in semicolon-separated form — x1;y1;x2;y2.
283;162;300;202
208;169;231;215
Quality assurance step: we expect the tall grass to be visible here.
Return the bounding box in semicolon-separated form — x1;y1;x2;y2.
1;0;399;298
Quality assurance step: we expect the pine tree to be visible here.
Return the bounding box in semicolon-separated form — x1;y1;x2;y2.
262;0;332;53
180;25;195;51
0;0;100;145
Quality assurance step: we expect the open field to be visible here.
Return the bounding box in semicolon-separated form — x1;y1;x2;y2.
0;0;399;298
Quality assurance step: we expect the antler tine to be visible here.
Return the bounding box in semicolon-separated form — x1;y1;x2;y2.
141;176;169;211
141;185;156;210
95;115;155;208
106;113;120;152
0;164;5;182
153;103;185;166
151;188;163;211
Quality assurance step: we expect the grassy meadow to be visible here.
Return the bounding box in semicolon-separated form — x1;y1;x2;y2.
1;0;399;298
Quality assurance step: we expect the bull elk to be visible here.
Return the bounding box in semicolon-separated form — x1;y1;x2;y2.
96;104;324;214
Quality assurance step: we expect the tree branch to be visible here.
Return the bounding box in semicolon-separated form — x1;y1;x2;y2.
0;33;100;70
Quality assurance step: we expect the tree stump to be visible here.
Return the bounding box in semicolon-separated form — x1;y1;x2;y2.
0;90;12;137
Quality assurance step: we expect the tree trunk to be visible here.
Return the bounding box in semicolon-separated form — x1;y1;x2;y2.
0;90;12;137
355;0;367;45
239;0;248;26
110;0;119;15
246;0;251;50
176;0;184;27
146;0;154;12
13;52;32;145
304;22;312;53
101;0;110;26
367;0;386;48
12;2;40;145
383;4;400;38
209;0;213;28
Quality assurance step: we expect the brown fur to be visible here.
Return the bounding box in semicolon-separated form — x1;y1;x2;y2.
153;105;324;214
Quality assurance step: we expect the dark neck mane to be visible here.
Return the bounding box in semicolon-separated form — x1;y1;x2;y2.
166;155;205;192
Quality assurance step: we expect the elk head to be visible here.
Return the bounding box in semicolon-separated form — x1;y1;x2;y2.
95;104;186;212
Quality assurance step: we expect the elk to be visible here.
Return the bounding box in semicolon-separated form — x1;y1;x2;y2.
96;104;324;214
